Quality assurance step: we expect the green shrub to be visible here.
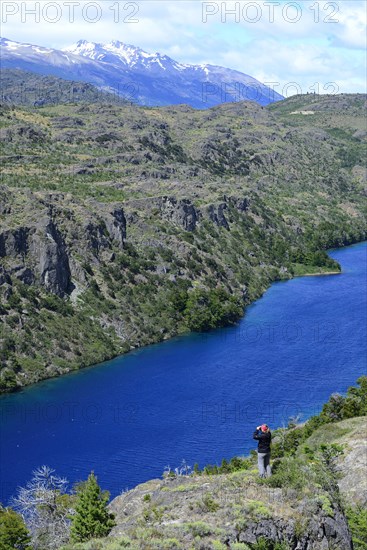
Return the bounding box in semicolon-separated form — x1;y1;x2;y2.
200;456;252;476
39;294;73;315
267;457;309;490
142;505;164;524
245;500;271;519
0;505;31;550
251;539;289;550
200;493;220;512
318;443;344;472
346;505;367;550
7;292;21;309
0;368;18;391
185;521;213;537
317;494;334;518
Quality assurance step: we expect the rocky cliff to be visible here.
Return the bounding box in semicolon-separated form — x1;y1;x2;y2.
106;472;352;549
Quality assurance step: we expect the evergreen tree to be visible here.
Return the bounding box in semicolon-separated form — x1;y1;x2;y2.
70;472;116;543
0;505;31;550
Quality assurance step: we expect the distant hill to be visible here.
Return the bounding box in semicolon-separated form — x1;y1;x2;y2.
0;69;127;107
0;37;284;108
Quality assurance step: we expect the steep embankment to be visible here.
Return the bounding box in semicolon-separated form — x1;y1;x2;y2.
302;416;367;507
0;91;366;391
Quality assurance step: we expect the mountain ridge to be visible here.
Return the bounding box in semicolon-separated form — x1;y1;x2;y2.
0;36;284;107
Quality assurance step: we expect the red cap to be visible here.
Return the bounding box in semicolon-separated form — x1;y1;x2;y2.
261;424;268;432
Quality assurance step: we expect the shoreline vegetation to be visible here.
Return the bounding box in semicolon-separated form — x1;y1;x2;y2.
1;239;363;396
0;89;366;392
294;268;342;277
301;271;341;277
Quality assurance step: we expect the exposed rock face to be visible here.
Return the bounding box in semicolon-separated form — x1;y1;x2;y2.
29;219;72;296
0;265;11;286
206;203;229;229
82;220;110;256
103;207;126;248
14;266;35;285
237;510;351;549
159;196;199;231
0;227;29;258
0;191;130;302
230;196;250;212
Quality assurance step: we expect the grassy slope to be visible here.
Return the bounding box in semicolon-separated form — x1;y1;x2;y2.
59;416;367;550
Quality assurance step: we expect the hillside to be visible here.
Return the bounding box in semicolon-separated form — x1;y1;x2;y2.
0;91;366;392
0;69;127;107
58;414;367;549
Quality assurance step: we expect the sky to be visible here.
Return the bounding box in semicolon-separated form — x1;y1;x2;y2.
1;0;366;95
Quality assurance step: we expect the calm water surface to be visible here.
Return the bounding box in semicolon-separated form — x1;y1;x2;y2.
0;242;366;503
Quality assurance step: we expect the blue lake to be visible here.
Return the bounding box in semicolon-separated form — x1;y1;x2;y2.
0;241;366;504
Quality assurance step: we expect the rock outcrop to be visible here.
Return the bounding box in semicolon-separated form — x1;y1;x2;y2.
206;203;230;229
107;467;353;549
103;207;127;248
159;196;199;231
305;416;367;507
29;219;72;296
0;227;29;258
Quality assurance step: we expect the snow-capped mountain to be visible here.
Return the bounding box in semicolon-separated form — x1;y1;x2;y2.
63;39;193;73
0;37;283;108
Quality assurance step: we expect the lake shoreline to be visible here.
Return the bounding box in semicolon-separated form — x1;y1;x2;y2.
1;241;365;396
295;270;341;277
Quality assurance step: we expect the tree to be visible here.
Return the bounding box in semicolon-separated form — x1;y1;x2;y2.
11;465;71;550
184;287;242;332
0;505;31;550
69;472;115;543
320;393;345;422
344;376;367;417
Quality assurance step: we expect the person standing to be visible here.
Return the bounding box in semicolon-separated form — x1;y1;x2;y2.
253;424;272;478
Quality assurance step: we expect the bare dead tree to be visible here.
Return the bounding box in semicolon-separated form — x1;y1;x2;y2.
287;413;303;429
163;459;192;480
11;466;72;550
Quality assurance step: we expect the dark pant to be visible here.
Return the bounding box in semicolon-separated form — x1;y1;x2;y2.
257;452;272;478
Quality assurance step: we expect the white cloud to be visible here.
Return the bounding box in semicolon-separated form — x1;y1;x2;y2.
217;37;366;94
1;0;365;93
